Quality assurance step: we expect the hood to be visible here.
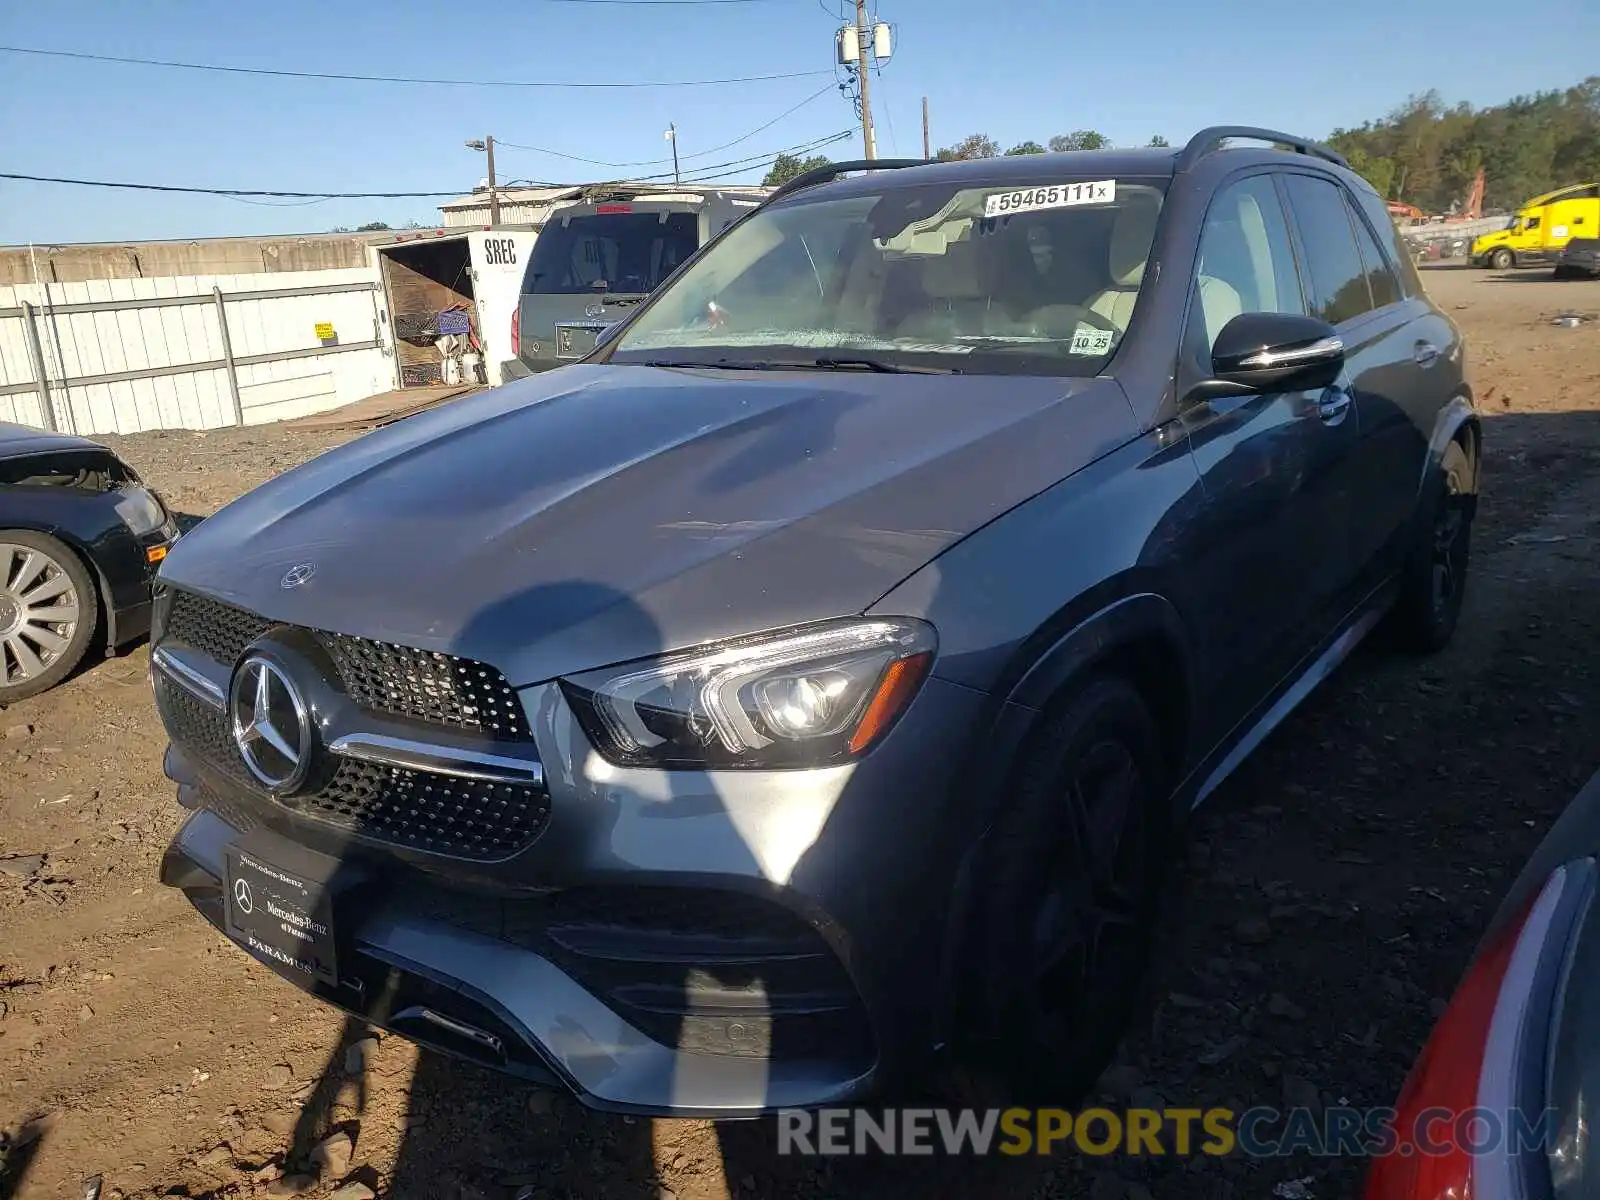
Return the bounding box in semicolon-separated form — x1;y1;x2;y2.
161;364;1136;684
0;421;108;462
1474;230;1511;250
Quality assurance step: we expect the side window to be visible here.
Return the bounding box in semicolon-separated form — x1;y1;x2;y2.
1282;175;1373;325
1189;175;1306;354
1527;216;1542;231
1344;195;1403;309
1351;187;1424;297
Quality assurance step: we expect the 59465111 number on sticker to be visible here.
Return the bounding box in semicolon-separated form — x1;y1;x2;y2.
984;181;1117;219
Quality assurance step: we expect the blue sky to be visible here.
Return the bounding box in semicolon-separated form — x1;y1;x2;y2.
2;0;1597;246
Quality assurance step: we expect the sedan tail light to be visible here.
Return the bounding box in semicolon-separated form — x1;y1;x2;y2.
511;307;520;357
1365;861;1589;1199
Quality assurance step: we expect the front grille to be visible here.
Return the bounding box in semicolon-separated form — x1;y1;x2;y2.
320;634;531;741
311;757;549;859
164;590;531;741
168;590;270;667
154;674;550;861
155;673;252;788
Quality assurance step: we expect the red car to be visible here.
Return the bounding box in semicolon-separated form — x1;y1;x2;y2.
1366;768;1600;1198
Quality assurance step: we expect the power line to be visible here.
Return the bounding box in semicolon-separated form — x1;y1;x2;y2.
653;132;854;183
497;83;836;168
0;45;830;89
0;132;852;201
0;173;472;199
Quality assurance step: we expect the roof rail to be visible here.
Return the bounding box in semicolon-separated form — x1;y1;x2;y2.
1177;126;1349;172
765;158;929;204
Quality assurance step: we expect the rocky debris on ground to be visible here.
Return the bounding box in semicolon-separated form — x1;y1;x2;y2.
3;723;34;740
329;1184;376;1200
0;854;45;878
197;1143;233;1168
310;1130;354;1179
262;1063;293;1090
344;1036;379;1074
267;1172;318;1195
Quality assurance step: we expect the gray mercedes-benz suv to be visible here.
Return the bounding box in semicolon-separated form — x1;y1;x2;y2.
155;128;1479;1115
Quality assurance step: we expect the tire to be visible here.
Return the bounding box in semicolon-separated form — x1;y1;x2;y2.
0;531;100;702
1382;439;1474;654
954;677;1168;1105
1488;247;1514;270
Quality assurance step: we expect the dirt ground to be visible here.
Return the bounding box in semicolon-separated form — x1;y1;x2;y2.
3;265;1599;1200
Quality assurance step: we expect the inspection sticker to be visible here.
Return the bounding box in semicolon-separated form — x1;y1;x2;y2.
1069;326;1115;356
984;180;1116;218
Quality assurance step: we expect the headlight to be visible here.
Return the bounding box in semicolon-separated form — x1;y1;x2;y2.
113;485;168;536
563;619;936;769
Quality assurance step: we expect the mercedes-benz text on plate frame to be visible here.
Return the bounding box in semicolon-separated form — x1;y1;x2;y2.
229;656;313;793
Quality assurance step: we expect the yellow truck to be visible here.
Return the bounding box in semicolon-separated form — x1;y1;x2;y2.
1472;182;1600;269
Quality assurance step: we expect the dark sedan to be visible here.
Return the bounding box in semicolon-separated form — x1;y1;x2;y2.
1366;767;1600;1199
1;422;179;701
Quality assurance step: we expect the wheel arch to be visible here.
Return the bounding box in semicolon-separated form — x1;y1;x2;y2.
1424;393;1483;497
933;591;1196;1045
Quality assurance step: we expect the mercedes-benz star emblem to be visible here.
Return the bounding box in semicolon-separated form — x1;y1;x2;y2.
585;302;605;318
229;656;314;793
233;878;254;914
281;562;316;589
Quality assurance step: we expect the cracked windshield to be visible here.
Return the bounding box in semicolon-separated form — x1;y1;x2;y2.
613;179;1166;374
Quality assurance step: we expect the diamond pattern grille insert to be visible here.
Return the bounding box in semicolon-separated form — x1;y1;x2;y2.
154;664;549;861
163;590;532;741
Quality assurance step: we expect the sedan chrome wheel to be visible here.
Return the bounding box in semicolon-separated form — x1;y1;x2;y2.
0;541;82;685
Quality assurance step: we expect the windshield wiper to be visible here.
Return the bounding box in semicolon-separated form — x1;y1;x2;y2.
639;359;781;370
806;356;958;375
637;355;957;375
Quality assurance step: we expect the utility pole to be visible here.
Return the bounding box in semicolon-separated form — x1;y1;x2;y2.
485;135;500;228
465;137;501;227
854;0;877;160
921;95;930;159
666;124;681;184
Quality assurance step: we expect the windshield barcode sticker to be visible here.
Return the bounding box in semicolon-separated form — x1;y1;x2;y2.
984;180;1116;218
1069;326;1115;356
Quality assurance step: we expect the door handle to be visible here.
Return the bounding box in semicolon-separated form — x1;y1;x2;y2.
1317;390;1352;424
1413;341;1440;367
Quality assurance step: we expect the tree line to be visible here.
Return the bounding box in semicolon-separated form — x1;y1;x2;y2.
761;76;1600;212
1328;76;1599;213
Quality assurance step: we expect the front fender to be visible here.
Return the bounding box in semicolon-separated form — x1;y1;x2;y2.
1007;591;1191;712
932;591;1194;1044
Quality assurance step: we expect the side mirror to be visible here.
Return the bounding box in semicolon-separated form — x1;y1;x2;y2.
1201;312;1344;397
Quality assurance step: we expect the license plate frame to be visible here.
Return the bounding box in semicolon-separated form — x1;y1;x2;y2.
554;321;605;360
223;833;358;986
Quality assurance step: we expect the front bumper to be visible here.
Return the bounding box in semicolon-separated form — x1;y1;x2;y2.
162;805;879;1116
156;655;989;1116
